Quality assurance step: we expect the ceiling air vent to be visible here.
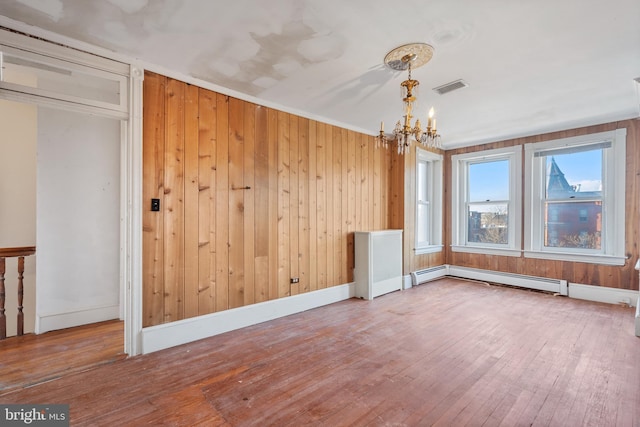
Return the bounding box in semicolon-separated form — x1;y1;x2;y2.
433;79;468;95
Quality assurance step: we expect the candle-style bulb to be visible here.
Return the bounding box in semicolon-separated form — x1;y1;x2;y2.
380;121;384;132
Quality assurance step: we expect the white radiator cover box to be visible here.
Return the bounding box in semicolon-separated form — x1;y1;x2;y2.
354;230;403;300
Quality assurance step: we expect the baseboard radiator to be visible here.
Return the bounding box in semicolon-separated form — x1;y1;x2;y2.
411;265;449;286
448;266;568;295
410;264;567;295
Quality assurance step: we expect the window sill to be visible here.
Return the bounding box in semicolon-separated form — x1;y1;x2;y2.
523;251;627;266
451;245;521;257
414;245;443;255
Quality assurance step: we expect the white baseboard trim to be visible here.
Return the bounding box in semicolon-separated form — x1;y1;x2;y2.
37;304;120;334
141;282;355;354
569;283;638;308
635;261;639;337
403;275;413;289
635;297;640;337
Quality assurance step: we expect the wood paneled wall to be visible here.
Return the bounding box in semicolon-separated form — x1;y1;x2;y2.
443;119;640;290
142;72;392;327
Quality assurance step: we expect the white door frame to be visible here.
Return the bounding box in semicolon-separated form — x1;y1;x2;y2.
0;27;144;355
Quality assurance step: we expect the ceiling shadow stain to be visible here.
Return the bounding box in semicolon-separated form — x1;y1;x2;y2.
312;64;400;112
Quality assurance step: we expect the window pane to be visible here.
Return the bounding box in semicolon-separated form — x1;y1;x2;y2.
544;201;601;249
1;51;122;105
417;202;429;244
467;203;508;244
468;160;509;202
418;161;427;201
545;149;602;200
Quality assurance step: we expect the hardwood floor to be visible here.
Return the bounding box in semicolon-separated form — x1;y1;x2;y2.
0;320;125;394
0;278;638;426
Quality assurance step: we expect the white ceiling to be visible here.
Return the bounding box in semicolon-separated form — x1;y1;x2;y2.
1;0;639;148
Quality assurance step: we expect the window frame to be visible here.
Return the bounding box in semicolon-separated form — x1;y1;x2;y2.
451;145;522;257
415;148;443;255
0;39;129;119
523;129;626;265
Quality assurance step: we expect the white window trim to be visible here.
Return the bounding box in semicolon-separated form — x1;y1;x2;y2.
0;32;129;119
523;129;627;265
415;148;443;255
451;145;522;256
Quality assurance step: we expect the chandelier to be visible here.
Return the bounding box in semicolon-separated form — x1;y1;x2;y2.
376;43;442;154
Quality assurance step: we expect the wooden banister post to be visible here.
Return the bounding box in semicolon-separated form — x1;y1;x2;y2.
17;256;25;336
0;247;35;339
0;257;5;340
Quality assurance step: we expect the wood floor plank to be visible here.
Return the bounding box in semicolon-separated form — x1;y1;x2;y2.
0;320;124;394
0;279;638;426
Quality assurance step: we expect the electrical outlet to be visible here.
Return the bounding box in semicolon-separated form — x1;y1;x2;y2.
290;277;299;284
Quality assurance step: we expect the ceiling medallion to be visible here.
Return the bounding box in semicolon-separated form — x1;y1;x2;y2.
377;43;441;154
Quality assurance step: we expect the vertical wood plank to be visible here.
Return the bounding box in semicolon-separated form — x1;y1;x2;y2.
382;143;390;228
268;109;279;300
254;105;270;303
389;149;404;231
142;71;165;326
277;111;291;297
325;124;335;287
164;78;185;322
355;132;363;232
334;127;344;285
361;134;370;231
215;94;230;312
370;136;377;230
373;134;382;230
228;97;245;309
298;118;310;293
184;84;200;319
347;130;356;282
316;123;327;289
289;115;300;295
308;120;318;291
243;102;256;306
197;88;216;316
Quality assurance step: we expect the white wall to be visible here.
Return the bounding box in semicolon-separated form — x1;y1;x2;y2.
36;107;121;333
0;99;37;335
